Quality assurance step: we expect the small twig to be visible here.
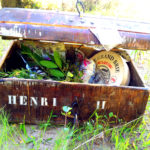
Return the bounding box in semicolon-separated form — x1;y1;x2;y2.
65;115;67;128
73;113;150;150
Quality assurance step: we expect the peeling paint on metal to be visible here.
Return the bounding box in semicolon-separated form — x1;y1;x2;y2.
96;101;100;109
0;26;23;38
128;101;134;107
32;25;42;28
31;82;38;86
49;82;57;87
5;10;10;13
4;81;12;85
39;32;42;36
89;41;95;44
53;98;57;106
102;101;106;109
110;91;115;96
132;38;137;43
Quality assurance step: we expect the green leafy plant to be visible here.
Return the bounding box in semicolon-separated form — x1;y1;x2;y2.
1;44;83;82
21;45;43;66
0;72;9;78
54;51;62;69
21;45;67;80
0;68;44;79
39;111;57;129
19;123;27;136
40;60;58;69
8;69;34;79
66;63;83;82
20;44;83;82
62;106;73;128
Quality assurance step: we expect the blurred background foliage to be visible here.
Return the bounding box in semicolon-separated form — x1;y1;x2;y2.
0;0;150;21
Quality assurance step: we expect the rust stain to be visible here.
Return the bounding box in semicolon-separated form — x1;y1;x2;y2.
0;21;95;30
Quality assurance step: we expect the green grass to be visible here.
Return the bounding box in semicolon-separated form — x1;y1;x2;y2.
0;38;12;58
0;101;149;150
53;105;150;150
0;109;48;150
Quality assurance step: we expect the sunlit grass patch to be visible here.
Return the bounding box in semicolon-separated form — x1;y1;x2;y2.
0;38;12;57
0;109;55;149
53;112;150;150
0;99;149;149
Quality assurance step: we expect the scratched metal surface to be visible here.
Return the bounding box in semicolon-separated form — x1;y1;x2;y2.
0;8;150;50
